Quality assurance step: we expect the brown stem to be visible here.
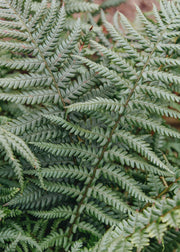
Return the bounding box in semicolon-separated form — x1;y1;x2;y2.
66;26;164;242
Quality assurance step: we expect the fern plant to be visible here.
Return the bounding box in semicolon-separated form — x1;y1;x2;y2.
89;189;180;252
0;0;180;251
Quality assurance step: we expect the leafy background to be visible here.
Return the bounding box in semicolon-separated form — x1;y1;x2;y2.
0;0;180;251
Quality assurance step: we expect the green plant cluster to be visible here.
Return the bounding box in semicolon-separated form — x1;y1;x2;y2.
0;0;180;251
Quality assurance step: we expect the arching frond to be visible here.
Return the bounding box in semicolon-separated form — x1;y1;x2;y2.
0;0;180;251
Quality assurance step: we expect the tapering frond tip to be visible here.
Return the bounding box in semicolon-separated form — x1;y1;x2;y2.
65;2;99;14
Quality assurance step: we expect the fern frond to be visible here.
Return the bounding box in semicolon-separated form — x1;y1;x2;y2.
67;97;124;113
148;56;180;67
5;185;59;209
1;0;180;250
40;229;66;250
143;70;180;88
31;142;99;162
73;55;129;87
40;5;66;54
0;187;20;203
28;0;48;30
90;40;136;78
0;41;35;53
101;10;140;59
77;221;103;239
0;127;41;188
43;114;109;145
136;5;158;39
28;206;73;220
0;89;59;105
91;183;133;214
6;107;61;135
50;19;81;66
83;202;120;226
70;241;83;252
132;100;180;119
0;74;52;89
65;1;99;14
106;145;173;175
100;0;125;9
125;115;180;139
112;130;172;169
21;124;60;142
4;130;41;170
0;19;25;29
0;227;41;252
91;191;180;252
136;85;180;103
0;28;29;40
119;13;149;48
0;139;23;188
147;174;165;196
62;69;101;102
0;58;45;72
33;0;58;43
101;164;154;202
25;164;89;181
33;180;81;199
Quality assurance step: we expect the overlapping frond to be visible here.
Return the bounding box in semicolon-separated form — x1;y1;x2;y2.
0;225;41;252
0;0;180;251
0;127;41;188
63;1;180;249
91;191;180;252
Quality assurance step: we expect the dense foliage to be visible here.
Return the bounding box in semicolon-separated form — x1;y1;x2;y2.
0;0;180;251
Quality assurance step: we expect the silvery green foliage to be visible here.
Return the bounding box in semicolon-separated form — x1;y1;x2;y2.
100;0;125;9
0;0;180;251
90;191;180;252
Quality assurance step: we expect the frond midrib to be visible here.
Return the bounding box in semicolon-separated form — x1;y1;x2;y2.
6;0;66;109
66;12;176;239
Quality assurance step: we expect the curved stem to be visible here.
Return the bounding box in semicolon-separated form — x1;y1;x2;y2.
66;21;169;243
7;0;66;109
